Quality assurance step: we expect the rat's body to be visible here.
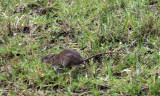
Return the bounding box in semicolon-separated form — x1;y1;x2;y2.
41;49;120;67
52;49;84;67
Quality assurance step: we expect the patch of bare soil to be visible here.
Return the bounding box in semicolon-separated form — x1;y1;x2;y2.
14;2;57;16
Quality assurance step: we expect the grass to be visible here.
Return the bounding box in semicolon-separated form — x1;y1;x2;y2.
0;0;160;95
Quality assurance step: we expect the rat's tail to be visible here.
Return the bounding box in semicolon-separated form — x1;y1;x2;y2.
84;52;121;61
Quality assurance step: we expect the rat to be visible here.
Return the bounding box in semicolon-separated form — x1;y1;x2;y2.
41;49;121;67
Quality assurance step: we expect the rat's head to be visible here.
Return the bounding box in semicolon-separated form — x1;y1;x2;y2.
41;54;57;63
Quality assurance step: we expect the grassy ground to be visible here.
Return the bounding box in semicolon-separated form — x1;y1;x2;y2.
0;0;160;95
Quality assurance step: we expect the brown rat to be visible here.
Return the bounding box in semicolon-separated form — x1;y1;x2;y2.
41;49;121;67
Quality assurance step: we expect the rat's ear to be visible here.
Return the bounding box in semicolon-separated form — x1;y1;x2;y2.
67;54;73;58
